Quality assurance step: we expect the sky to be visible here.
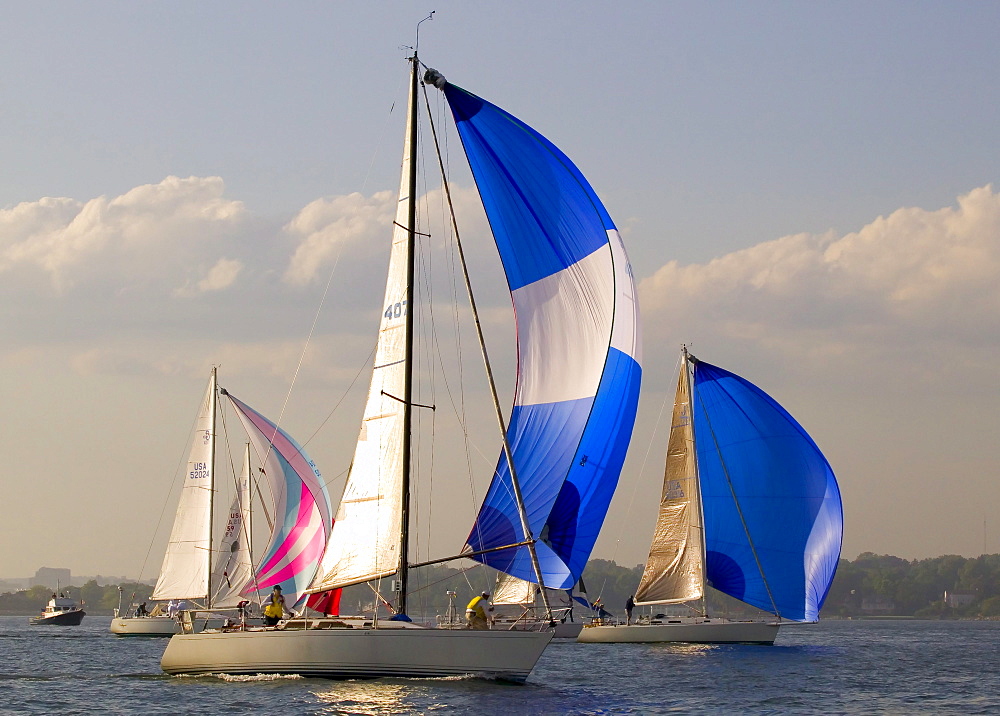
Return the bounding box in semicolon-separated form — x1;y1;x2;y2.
2;1;999;581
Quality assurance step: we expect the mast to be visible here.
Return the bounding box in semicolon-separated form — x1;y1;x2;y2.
207;366;217;608
396;49;419;616
683;346;709;616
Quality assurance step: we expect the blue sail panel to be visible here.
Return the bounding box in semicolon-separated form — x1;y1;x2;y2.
543;348;642;582
692;361;843;622
442;84;614;291
441;81;641;589
466;397;592;589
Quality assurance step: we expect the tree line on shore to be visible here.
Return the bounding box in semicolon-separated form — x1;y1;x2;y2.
4;552;998;618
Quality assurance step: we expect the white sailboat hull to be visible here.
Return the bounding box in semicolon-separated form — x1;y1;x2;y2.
111;615;224;636
161;623;553;681
111;616;180;636
577;618;779;644
552;622;583;639
493;619;583;639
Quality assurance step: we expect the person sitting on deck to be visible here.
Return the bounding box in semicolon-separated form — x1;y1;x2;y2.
465;591;492;630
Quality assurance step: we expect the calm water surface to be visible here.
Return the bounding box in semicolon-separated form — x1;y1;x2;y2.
2;616;997;714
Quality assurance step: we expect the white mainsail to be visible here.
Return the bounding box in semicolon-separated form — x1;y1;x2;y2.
309;83;415;593
210;443;254;609
152;369;217;602
634;352;704;605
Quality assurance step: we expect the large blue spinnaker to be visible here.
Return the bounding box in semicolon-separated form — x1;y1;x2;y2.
437;81;642;589
692;361;843;622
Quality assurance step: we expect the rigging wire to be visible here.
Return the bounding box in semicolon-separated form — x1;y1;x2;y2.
271;71;408;479
595;354;676;602
424;79;528;600
216;392;270;612
435;87;481;534
125;385;209;611
694;366;781;618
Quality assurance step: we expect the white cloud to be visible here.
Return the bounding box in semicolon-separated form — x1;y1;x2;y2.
281;184;494;289
174;257;245;297
639;184;1000;377
283;191;395;286
0;176;246;293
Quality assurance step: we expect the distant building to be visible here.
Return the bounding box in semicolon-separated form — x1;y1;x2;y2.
944;591;975;608
34;567;71;589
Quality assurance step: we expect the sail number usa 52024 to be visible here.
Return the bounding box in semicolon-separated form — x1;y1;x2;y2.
189;462;210;479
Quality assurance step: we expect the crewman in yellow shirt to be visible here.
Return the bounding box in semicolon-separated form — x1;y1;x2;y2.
465;591;492;630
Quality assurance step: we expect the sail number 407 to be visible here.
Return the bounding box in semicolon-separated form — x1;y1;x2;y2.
384;301;408;320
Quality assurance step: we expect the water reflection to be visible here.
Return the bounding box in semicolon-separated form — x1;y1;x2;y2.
312;682;419;715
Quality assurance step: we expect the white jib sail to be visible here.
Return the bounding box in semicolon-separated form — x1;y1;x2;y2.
152;370;217;602
492;574;577;618
635;353;705;605
210;443;254;608
309;86;415;593
493;573;537;606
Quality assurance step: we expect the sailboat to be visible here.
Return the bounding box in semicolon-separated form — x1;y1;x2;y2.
579;348;843;644
111;369;332;636
161;27;641;682
486;573;594;639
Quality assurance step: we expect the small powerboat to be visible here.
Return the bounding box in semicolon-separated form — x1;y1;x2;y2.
30;593;86;625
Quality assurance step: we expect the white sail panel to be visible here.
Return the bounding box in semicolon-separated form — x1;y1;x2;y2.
223;392;330;604
309;90;414;593
211;445;254;609
510;245;613;406
608;229;641;363
635;357;704;605
493;573;537;606
152;372;216;601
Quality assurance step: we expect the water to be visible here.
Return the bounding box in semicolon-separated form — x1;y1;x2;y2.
2;617;998;714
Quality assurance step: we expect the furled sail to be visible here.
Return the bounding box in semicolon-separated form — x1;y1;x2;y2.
437;80;642;589
210;444;254;609
224;391;332;605
635;354;704;605
309;81;416;593
152;371;216;602
693;360;843;622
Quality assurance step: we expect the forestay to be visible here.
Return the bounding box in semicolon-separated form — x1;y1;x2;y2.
439;82;642;589
693;361;843;622
152;373;216;602
308;85;416;593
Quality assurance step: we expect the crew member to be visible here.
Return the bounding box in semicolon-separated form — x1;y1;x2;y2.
465;591;492;630
263;585;287;626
